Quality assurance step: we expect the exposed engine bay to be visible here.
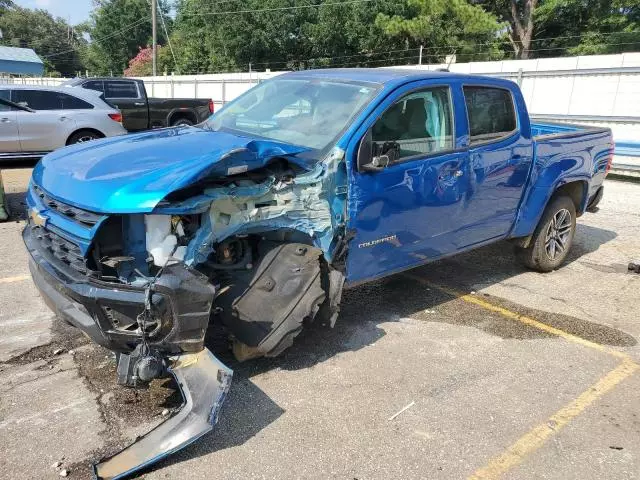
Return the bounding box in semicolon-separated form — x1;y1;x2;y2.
24;152;347;478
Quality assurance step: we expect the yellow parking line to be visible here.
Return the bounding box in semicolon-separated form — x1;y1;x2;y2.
468;358;639;480
404;274;629;360
402;273;639;479
0;274;30;284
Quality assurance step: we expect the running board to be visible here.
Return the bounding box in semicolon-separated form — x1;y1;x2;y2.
93;348;233;480
0;152;49;160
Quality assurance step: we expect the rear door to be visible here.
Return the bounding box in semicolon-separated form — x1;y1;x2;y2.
459;85;532;244
103;80;148;131
12;89;78;152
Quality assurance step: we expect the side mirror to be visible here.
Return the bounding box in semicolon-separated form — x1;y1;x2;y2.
357;130;399;173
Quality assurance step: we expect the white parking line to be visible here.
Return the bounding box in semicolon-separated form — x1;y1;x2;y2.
0;275;30;284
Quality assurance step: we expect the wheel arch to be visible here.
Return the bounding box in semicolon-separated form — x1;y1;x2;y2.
65;128;105;145
167;109;197;126
552;180;588;217
510;178;588;247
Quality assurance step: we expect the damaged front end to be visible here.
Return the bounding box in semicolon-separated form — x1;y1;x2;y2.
24;143;347;478
94;349;232;480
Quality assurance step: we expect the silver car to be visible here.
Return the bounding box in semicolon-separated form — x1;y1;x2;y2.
0;85;127;159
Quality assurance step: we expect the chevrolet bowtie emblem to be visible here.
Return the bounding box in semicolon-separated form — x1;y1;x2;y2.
30;208;48;227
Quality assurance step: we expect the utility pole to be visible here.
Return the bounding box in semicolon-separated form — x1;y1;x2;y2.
151;0;157;77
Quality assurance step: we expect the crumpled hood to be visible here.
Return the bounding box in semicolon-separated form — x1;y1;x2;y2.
32;127;311;213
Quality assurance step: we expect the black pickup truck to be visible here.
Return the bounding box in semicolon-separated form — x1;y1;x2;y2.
62;77;214;132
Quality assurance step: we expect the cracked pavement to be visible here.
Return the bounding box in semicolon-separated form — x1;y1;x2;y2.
1;167;639;480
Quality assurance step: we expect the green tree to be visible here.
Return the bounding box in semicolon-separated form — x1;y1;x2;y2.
375;0;506;63
304;0;412;68
479;0;640;59
0;5;86;76
533;0;640;56
475;0;538;59
87;0;171;75
0;0;14;13
169;0;469;73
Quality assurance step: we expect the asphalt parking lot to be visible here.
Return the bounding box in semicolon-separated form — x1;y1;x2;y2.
1;167;639;480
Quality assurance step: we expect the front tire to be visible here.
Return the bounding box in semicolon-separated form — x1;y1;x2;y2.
516;195;576;272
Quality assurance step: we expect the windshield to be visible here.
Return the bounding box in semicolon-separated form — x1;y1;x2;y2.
203;77;379;150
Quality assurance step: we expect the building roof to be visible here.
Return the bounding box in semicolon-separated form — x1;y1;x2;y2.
0;46;44;76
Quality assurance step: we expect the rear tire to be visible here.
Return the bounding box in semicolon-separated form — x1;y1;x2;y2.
516;195;576;272
67;130;102;145
171;117;194;127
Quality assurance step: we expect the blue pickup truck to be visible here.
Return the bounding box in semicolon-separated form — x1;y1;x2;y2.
23;69;612;478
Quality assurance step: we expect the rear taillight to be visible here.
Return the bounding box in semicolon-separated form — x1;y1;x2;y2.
108;112;122;123
605;145;614;175
208;99;214;113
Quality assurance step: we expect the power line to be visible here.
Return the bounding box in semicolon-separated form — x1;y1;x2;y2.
164;37;640;75
43;17;148;58
248;47;422;66
157;2;178;73
183;0;377;17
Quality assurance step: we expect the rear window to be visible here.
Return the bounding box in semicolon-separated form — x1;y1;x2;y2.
82;80;105;94
463;86;517;144
104;81;140;99
12;90;94;110
61;93;94;109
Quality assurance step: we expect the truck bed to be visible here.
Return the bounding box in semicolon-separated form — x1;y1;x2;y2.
531;120;612;191
530;120;610;139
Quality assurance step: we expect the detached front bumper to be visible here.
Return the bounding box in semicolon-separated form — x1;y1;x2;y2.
24;225;234;479
23;224;215;355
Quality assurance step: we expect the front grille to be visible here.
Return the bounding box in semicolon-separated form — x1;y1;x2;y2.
31;225;87;274
32;184;102;227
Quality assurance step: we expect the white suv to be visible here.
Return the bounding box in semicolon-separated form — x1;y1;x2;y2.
0;85;127;159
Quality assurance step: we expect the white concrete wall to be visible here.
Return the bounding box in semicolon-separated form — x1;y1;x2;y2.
1;53;639;146
388;52;640;120
2;53;639;117
137;71;285;110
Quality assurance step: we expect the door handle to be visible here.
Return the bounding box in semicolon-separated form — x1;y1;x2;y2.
59;116;68;121
134;102;145;106
0;117;11;123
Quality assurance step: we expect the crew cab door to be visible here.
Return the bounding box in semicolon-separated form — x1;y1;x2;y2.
102;80;148;131
459;84;532;244
346;82;471;283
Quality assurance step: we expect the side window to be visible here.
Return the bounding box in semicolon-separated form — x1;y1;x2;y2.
0;90;10;110
371;87;454;160
82;80;104;94
104;81;140;99
12;90;62;110
463;86;517;144
59;93;94;109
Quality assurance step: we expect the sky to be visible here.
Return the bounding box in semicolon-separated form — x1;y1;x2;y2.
13;0;94;25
